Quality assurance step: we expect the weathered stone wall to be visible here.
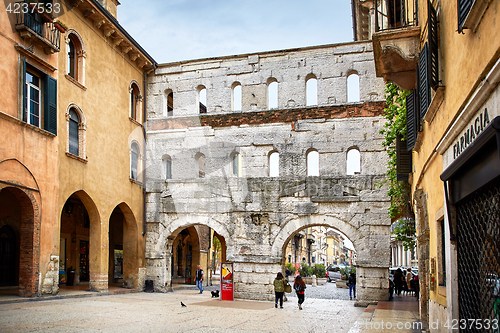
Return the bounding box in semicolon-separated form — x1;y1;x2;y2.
145;41;391;305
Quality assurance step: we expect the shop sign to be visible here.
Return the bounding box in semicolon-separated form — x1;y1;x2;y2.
453;108;490;159
221;262;233;301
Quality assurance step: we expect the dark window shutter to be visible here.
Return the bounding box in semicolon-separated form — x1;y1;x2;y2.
22;57;27;123
406;90;419;150
396;134;412;181
428;0;439;89
43;75;57;135
68;109;79;155
458;0;474;32
419;42;431;119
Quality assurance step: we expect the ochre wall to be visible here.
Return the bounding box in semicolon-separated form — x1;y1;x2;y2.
55;1;146;290
412;0;500;308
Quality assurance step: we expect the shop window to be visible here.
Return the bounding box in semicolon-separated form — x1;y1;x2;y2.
232;82;242;111
347;72;360;102
437;218;446;286
307;149;319;176
267;78;278;109
306;75;317;106
198;86;207;114
346;148;360;175
130;81;142;122
23;62;57;135
269;151;279;177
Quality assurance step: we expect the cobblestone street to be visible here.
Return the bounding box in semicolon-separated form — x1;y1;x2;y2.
0;283;361;333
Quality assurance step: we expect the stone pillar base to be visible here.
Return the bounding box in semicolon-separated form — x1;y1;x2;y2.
90;272;108;292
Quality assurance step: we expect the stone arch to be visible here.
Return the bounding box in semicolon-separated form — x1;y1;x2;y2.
146;215;232;292
0;186;39;296
270;215;362;258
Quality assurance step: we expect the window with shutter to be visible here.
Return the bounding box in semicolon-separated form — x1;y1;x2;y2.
69;109;79;156
458;0;475;32
406;90;419;151
396;134;412;181
428;0;439;90
419;42;431;119
23;63;57;135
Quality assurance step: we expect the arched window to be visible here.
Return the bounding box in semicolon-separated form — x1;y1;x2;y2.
196;153;206;178
269;151;279;177
66;104;86;160
131;142;140;180
66;31;86;85
232;152;241;177
162;154;172;180
307;150;319;176
198;86;207;114
347;72;360;102
130;81;142;122
346;148;361;175
68;108;80;156
232;82;242;111
164;89;173;117
267;78;278;109
306;75;318;106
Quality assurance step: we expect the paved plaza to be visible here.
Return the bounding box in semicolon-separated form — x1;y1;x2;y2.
0;282;420;333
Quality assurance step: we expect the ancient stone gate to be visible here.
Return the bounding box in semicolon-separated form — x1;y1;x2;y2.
145;41;391;305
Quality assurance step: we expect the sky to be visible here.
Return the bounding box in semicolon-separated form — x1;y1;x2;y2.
117;0;355;64
119;1;358;252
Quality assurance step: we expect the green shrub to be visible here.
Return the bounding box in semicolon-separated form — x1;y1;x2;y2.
340;266;356;280
298;263;312;277
285;263;296;275
312;264;326;278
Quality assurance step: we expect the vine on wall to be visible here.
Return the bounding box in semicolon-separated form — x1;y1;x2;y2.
379;83;415;251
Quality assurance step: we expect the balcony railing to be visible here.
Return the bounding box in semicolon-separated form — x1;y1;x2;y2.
15;1;60;53
374;0;418;32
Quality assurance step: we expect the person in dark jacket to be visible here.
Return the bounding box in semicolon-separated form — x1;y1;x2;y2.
394;268;404;296
273;272;286;308
348;272;356;300
293;275;306;310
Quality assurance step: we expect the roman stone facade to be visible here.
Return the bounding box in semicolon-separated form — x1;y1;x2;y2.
145;41;392;305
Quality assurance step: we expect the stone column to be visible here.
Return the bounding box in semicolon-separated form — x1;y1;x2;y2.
232;259;282;301
414;189;430;329
355;266;390;306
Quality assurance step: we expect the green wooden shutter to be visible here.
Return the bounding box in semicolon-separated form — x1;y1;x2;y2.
396;134;412;181
428;0;439;90
458;0;475;32
406;89;418;151
43;75;57;135
419;42;430;119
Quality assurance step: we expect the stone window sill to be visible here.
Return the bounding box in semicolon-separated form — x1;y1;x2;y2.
129;117;142;127
66;152;88;163
65;74;87;91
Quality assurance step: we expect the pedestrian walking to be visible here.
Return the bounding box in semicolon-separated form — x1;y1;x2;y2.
273;272;286;308
405;267;413;296
348;272;356;300
195;265;204;294
394;268;404;296
293;275;306;310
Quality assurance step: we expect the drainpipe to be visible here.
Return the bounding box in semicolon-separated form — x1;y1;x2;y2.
142;64;156;236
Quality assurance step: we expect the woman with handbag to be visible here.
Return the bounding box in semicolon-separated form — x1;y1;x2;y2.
273;272;286;308
293;275;306;310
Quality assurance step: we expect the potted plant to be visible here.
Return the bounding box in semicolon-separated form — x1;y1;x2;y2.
54;20;68;33
312;264;327;285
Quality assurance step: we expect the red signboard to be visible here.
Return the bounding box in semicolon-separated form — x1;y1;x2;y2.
220;262;233;301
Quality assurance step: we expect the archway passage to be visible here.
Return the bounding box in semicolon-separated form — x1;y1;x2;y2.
108;203;138;289
59;195;91;288
171;226;201;285
0;187;38;296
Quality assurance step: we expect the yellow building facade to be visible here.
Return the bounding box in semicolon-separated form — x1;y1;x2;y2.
0;0;155;296
354;0;500;329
